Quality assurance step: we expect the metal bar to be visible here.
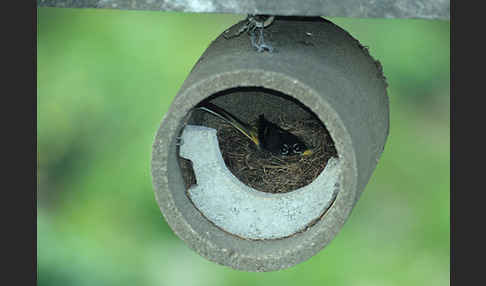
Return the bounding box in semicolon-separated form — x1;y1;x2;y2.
37;0;450;20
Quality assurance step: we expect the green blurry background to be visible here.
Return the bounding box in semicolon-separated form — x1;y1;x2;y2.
37;7;450;286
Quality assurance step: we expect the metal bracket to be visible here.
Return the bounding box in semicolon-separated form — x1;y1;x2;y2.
37;0;450;20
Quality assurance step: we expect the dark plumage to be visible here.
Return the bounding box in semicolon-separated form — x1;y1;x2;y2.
194;103;310;156
257;114;307;156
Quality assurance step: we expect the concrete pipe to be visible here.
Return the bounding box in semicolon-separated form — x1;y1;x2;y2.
151;16;389;271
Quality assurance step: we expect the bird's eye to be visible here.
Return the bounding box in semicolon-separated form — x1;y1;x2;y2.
292;143;305;153
281;144;289;155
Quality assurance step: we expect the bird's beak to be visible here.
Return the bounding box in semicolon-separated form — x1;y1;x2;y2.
302;149;313;156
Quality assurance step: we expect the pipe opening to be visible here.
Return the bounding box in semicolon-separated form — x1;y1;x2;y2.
153;16;389;269
178;86;338;194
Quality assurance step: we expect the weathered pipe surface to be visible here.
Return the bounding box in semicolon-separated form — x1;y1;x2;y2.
151;17;389;271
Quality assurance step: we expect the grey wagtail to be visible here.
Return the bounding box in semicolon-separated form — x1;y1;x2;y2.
193;102;313;156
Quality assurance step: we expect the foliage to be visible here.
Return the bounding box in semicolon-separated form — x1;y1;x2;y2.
37;8;449;286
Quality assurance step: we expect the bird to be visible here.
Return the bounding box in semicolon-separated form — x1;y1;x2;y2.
193;102;312;156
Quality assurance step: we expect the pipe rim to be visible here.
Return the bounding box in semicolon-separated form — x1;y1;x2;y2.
152;69;358;271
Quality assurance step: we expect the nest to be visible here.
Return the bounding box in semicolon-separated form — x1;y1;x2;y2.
179;115;338;193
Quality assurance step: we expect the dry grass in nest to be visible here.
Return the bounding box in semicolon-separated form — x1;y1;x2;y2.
216;116;338;193
178;115;338;193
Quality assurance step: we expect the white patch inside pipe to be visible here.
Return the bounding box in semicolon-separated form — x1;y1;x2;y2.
179;125;340;240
